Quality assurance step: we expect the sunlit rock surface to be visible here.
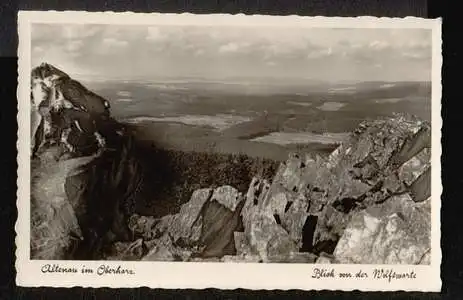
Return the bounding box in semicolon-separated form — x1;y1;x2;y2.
334;195;431;264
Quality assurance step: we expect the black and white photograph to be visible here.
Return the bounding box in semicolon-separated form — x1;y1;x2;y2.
16;12;442;291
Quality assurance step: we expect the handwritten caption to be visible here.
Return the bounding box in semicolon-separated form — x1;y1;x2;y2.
41;264;135;276
311;268;417;283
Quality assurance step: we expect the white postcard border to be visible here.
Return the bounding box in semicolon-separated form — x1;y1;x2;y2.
16;11;442;292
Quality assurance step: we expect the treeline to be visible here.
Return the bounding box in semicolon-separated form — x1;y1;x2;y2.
133;145;281;216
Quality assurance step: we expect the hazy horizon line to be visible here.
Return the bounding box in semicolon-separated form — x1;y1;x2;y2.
74;73;431;84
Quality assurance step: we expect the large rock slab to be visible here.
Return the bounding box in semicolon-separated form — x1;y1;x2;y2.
240;177;301;261
333;194;431;264
167;188;213;245
198;197;245;258
132;185;246;261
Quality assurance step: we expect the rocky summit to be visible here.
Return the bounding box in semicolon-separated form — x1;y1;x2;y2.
30;66;432;264
114;113;431;264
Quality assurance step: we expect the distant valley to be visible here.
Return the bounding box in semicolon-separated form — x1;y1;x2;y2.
80;79;431;161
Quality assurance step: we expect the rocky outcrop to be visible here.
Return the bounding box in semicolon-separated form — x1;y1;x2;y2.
108;113;432;264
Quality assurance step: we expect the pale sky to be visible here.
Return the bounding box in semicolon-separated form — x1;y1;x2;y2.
31;24;432;82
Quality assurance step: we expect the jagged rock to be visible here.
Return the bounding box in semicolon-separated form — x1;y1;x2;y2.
280;193;309;247
311;205;351;255
243;207;298;262
333;194;431;264
132;185;246;261
272;153;306;192
168;188;213;244
63;133;143;260
241;177;271;218
240;176;305;261
210;185;242;211
310;115;431;253
115;114;432;264
398;148;430;186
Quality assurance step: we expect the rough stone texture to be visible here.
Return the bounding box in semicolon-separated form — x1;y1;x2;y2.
234;231;252;256
245;211;299;261
124;185;247;261
167;188;213;244
142;235;181;261
240;176;302;262
398;148;430;186
210;185;242;211
30;146;99;259
333;194;431;264
280;193;309;247
198;198;245;258
310;114;431;254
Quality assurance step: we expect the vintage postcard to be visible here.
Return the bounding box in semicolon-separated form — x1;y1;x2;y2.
16;11;442;291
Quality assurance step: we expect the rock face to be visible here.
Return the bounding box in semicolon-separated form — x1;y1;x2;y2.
30;147;100;259
333;194;431;264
